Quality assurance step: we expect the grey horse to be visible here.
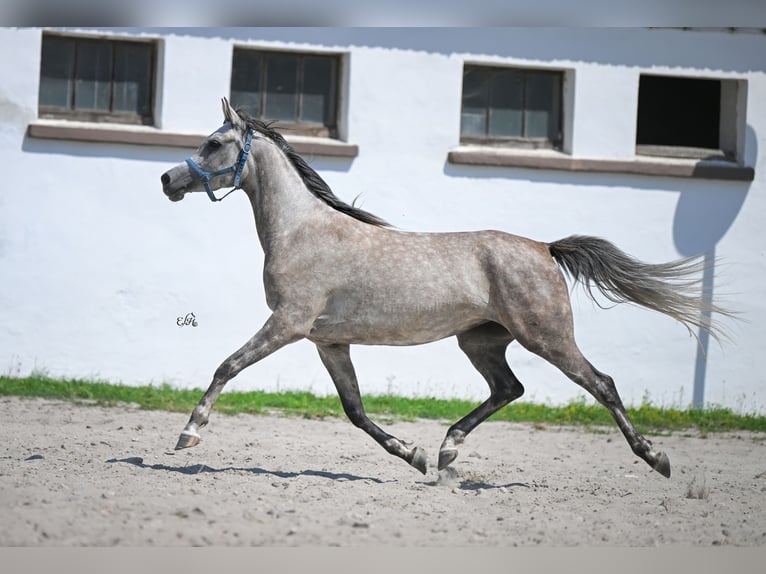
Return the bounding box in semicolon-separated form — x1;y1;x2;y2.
161;98;730;479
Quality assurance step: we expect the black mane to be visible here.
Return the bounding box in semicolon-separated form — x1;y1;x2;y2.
236;110;390;228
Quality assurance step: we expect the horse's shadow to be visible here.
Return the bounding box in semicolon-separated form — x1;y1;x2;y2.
107;457;531;490
106;456;387;483
420;477;531;491
419;466;532;491
454;479;530;491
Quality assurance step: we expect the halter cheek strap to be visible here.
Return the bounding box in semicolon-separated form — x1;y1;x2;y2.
185;129;254;202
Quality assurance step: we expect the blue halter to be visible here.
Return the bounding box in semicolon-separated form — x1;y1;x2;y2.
185;129;254;202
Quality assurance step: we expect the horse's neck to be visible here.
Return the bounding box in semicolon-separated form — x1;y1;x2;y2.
244;146;326;254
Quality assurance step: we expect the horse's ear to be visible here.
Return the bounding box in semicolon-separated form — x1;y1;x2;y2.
221;97;245;131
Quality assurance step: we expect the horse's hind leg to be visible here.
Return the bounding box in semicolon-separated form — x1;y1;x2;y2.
525;335;671;478
567;356;670;477
439;323;523;470
490;249;671;478
316;343;428;474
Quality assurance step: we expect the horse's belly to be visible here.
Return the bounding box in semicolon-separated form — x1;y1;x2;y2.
306;301;487;346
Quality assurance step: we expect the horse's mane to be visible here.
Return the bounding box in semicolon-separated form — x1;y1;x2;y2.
236;109;390;228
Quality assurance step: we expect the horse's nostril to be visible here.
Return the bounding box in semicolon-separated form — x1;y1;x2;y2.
161;173;171;185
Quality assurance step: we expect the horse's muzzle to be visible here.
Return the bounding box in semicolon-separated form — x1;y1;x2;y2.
161;165;192;202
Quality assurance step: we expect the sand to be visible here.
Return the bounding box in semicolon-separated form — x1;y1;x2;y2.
1;396;765;547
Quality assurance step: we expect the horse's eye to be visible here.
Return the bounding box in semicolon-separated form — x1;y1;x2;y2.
208;140;222;150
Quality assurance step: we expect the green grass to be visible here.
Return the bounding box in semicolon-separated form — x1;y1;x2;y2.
1;374;765;433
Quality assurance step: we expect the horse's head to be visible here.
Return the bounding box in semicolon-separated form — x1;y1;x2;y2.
161;98;253;202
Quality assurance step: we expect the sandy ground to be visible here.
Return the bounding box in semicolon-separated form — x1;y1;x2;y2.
1;395;765;547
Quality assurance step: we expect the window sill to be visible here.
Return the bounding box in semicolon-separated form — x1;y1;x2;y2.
26;121;359;158
448;146;754;182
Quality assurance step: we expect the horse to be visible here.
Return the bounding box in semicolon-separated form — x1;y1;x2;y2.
160;98;730;479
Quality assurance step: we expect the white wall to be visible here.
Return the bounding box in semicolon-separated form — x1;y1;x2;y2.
1;28;764;413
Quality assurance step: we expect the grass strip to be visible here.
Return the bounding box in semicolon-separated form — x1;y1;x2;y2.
1;374;765;433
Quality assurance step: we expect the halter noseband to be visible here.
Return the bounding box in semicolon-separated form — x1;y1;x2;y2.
185;129;254;202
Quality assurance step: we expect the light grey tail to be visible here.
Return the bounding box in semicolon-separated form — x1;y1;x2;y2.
548;235;734;343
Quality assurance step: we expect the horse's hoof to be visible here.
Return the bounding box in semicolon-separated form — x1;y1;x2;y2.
175;431;201;450
410;446;428;475
652;451;671;478
438;448;458;471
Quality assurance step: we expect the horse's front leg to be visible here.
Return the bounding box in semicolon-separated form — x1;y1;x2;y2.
175;313;304;450
316;343;428;474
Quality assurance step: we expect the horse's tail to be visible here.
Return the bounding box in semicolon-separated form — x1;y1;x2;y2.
548;235;734;342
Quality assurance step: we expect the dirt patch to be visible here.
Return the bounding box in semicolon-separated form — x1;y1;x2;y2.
1;396;765;546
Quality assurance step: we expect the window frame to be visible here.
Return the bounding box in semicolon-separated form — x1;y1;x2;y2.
230;47;342;139
38;32;158;127
460;64;564;150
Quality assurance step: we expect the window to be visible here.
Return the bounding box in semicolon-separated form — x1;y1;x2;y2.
636;75;740;161
230;48;339;138
460;65;563;149
38;34;156;125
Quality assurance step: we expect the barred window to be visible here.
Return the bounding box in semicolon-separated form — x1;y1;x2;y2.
230;48;339;137
461;65;563;149
38;34;156;125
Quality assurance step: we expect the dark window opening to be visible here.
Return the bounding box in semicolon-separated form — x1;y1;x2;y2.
230;49;339;138
38;34;155;126
636;75;726;158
